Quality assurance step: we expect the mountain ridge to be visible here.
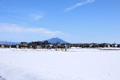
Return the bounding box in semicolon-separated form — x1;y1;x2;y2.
0;37;68;45
44;37;68;43
0;41;20;45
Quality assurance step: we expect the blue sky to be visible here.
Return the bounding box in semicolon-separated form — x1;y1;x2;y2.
0;0;120;43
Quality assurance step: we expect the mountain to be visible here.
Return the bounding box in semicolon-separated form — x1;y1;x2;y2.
44;37;68;43
0;41;20;45
0;37;68;45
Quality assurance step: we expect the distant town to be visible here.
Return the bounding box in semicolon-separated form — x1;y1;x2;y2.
0;38;120;50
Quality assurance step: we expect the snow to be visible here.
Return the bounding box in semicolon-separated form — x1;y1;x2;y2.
0;48;120;80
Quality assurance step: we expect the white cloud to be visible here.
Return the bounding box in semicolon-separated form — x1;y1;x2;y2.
31;14;43;20
66;0;95;11
0;23;61;35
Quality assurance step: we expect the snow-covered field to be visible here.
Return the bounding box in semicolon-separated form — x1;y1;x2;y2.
0;48;120;80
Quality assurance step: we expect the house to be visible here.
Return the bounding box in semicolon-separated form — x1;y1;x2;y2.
82;43;90;48
66;43;71;48
71;44;79;47
49;44;53;49
9;45;11;48
106;44;111;48
99;43;111;48
118;44;120;48
29;45;33;49
112;43;118;48
28;41;50;49
21;42;28;47
16;45;19;49
35;45;42;49
89;43;99;48
1;45;5;48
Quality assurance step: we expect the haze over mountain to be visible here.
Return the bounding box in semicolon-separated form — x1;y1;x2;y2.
0;41;20;45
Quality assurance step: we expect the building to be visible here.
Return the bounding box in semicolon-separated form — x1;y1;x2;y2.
35;45;42;49
1;45;5;48
21;42;28;47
